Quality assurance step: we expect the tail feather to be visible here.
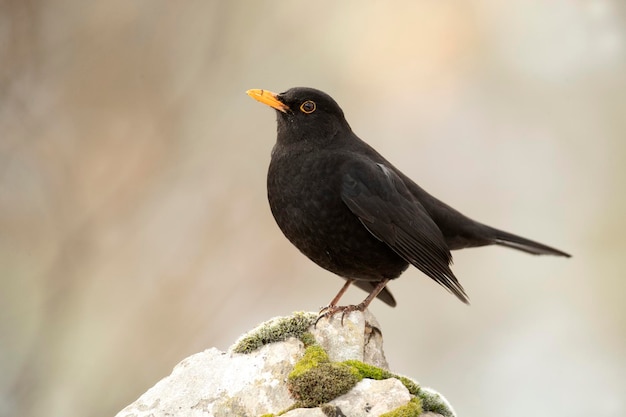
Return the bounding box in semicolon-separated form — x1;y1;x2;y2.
490;228;571;257
353;280;397;307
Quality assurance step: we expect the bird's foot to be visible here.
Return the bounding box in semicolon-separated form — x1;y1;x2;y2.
315;303;366;327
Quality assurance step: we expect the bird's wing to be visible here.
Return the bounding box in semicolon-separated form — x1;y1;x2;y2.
340;160;469;303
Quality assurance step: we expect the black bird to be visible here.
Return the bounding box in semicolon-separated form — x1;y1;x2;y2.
247;87;570;314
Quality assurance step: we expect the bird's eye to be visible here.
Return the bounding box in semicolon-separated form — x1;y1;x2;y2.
300;101;316;114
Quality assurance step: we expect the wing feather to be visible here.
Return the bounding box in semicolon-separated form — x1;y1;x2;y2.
341;161;469;303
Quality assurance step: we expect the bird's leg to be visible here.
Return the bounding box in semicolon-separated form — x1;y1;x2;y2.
316;279;354;326
339;279;390;324
356;279;391;310
320;279;354;312
316;279;391;326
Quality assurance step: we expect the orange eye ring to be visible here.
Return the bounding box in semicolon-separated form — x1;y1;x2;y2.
300;100;316;114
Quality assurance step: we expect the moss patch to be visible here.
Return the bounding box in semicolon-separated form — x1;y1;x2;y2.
343;360;420;396
299;331;317;347
379;397;423;417
232;312;317;354
320;404;344;417
238;319;455;417
341;360;455;416
343;360;392;380
287;345;362;407
417;387;455;417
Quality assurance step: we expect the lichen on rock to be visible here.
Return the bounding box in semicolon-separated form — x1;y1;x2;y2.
343;360;420;395
415;387;455;417
231;311;317;354
379;397;423;417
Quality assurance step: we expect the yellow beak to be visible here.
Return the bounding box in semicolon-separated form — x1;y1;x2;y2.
246;89;289;113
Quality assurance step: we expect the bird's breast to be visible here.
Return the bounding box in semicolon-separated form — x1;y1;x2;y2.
267;150;407;280
268;152;349;240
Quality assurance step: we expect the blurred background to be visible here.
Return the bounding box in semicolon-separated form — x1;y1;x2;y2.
1;1;625;416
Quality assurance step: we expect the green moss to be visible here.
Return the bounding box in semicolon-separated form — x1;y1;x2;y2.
342;360;420;396
289;345;329;377
343;361;441;415
299;331;317;347
340;361;452;415
288;363;361;407
287;345;362;407
394;376;420;396
236;319;454;417
232;312;317;354
417;387;455;417
320;404;343;417
379;397;423;417
343;360;392;380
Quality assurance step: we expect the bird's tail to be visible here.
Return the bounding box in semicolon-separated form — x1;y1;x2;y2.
489;227;571;257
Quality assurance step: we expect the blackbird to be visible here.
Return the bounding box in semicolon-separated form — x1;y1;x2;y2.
247;87;570;313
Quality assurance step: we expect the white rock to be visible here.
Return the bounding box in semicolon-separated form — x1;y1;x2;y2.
282;408;327;417
116;342;300;417
311;310;388;369
115;311;454;417
330;378;411;417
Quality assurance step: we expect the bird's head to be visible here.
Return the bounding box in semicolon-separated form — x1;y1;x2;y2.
247;87;352;147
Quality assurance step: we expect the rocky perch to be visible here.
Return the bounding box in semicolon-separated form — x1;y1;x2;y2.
115;311;456;417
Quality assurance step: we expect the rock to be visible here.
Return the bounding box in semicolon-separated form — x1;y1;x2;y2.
312;310;388;369
115;311;456;417
326;378;411;417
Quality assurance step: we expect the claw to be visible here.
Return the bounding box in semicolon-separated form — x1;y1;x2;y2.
314;303;367;327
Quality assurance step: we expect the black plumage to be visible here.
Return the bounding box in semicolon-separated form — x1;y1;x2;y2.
247;87;570;311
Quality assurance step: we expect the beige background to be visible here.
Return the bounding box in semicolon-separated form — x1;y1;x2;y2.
1;1;625;417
